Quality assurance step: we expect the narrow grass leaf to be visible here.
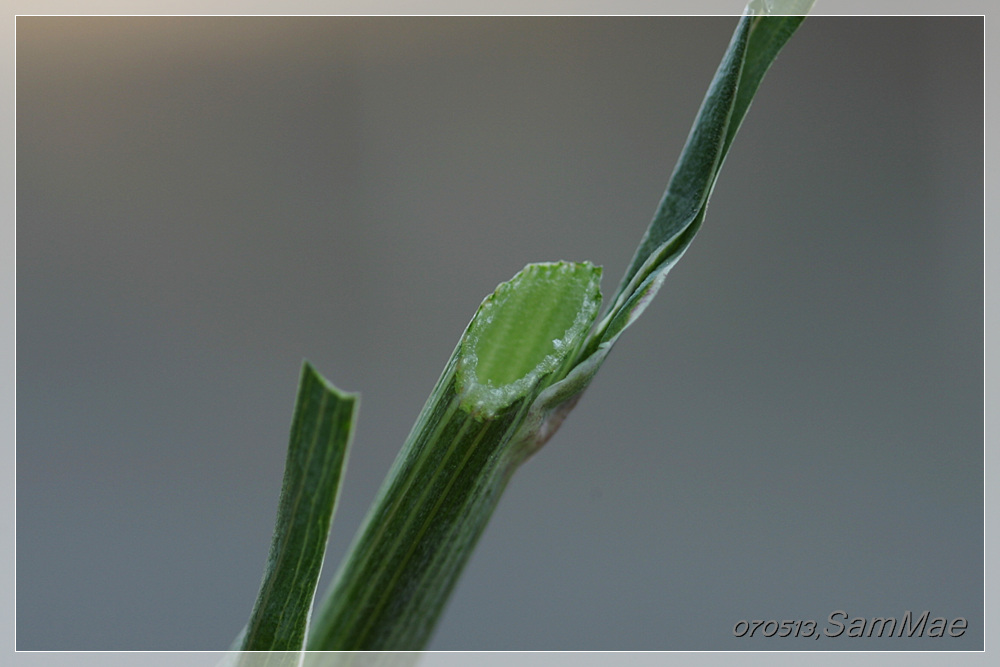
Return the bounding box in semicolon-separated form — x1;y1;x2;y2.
724;11;810;159
240;361;359;652
594;8;811;353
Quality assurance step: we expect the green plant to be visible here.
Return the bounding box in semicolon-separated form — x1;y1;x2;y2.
234;4;811;654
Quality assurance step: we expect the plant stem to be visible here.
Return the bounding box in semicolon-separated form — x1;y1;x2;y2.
307;262;601;650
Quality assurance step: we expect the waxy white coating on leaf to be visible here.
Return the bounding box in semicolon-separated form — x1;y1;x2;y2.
456;262;602;418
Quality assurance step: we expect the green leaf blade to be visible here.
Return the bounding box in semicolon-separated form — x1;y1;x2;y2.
595;9;810;354
609;14;753;313
240;361;359;652
723;12;810;159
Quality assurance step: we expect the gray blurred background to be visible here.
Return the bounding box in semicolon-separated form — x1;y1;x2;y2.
16;16;982;650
